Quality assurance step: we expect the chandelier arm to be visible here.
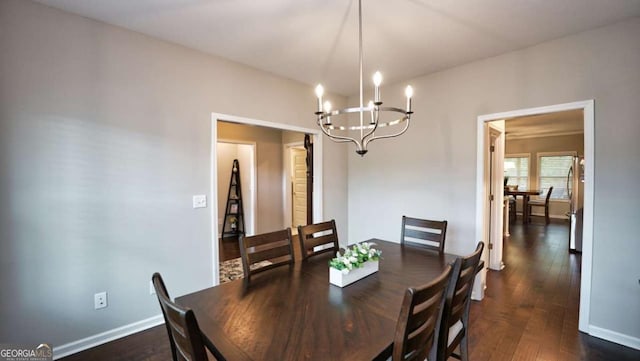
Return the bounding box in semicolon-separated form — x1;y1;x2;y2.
318;121;364;149
360;109;380;143
363;117;411;148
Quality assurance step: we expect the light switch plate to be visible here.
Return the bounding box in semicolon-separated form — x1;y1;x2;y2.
193;195;207;208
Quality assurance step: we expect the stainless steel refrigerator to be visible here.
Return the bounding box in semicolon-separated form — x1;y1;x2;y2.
567;156;584;252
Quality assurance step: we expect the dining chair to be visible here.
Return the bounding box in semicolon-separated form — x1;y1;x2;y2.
297;220;340;260
527;186;553;224
239;228;295;281
391;265;452;361
431;242;484;361
400;216;448;253
152;272;222;361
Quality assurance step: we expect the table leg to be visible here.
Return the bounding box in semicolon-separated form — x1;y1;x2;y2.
523;195;530;224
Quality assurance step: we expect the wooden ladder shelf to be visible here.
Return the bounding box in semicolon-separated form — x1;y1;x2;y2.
221;159;245;238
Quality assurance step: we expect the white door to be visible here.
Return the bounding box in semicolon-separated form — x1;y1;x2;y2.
291;148;307;229
487;123;505;271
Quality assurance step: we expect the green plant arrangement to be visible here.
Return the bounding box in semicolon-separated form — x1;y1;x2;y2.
329;242;382;274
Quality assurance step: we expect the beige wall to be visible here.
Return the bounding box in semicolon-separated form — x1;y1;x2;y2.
506;133;585;218
282;130;305;145
348;17;640;340
218;122;284;234
0;0;348;349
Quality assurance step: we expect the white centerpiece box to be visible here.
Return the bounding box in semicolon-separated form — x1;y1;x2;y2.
328;242;382;288
329;259;379;287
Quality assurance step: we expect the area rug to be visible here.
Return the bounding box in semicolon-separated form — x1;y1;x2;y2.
219;257;272;283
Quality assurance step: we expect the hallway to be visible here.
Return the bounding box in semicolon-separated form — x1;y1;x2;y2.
468;221;639;360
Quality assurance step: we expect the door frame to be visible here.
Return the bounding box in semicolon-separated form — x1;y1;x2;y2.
475;100;594;333
211;113;323;286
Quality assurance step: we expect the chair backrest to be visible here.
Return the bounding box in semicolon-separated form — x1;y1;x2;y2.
392;265;452;361
400;216;448;253
297;220;339;260
239;228;294;281
152;272;209;361
433;242;484;361
544;186;554;205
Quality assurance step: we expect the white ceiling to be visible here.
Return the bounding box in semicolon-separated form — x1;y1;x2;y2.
35;0;640;96
505;109;584;139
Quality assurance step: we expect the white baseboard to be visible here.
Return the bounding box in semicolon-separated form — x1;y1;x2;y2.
517;211;567;220
530;212;566;219
588;325;640;351
53;314;164;359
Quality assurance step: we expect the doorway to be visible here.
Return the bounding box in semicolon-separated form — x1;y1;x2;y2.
475;100;594;332
210;112;323;286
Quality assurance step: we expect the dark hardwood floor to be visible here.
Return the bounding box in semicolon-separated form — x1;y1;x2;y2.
468;219;639;361
61;220;640;361
218;236;241;262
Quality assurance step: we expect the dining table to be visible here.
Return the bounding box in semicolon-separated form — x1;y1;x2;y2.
176;240;467;361
504;189;542;224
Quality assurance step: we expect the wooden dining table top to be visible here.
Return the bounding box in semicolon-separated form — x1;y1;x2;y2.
504;189;541;196
176;240;460;361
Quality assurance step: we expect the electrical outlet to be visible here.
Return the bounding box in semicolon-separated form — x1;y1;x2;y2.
193;195;207;208
94;292;107;310
150;281;156;295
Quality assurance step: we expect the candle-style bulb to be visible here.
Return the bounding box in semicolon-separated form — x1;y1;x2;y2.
405;85;413;98
405;85;413;113
324;101;332;124
367;100;374;109
315;84;324;113
373;72;382;103
373;71;382;86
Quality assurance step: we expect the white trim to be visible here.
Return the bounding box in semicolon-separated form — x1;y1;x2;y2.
211;113;323;287
588;325;640;351
53;315;164;359
476;100;594;334
581;100;594;333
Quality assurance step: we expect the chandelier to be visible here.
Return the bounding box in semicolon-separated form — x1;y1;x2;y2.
314;0;414;156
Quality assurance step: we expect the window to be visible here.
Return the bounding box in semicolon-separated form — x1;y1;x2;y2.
504;154;529;190
537;152;575;200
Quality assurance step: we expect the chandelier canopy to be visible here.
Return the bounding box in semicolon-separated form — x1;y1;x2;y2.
314;0;414;156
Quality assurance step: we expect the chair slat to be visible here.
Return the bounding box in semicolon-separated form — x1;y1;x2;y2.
433;242;484;361
297;220;339;260
152;273;217;361
240;228;294;281
401;216;448;253
391;265;452;361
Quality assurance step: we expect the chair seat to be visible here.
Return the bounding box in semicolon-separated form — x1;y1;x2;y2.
528;199;545;206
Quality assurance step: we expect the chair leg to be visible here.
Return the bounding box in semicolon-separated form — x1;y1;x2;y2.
459;333;469;361
545;206;550;224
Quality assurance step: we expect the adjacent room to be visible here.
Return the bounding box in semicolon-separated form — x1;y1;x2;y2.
1;0;639;360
